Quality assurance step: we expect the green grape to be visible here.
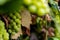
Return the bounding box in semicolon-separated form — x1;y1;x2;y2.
32;0;37;5
9;13;13;18
3;33;9;40
0;21;4;27
15;13;21;19
14;26;19;32
15;19;20;24
8;29;12;33
40;0;47;3
12;15;16;20
14;26;17;29
0;38;3;40
34;2;42;8
42;3;48;8
10;19;14;23
15;27;20;32
17;24;21;28
0;34;2;38
45;7;50;13
28;5;37;13
23;0;32;5
37;8;46;16
12;22;16;26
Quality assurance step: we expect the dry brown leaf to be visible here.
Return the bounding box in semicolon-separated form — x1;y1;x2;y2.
21;9;32;30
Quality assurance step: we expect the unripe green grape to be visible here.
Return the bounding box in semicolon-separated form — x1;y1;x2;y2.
17;25;21;28
15;19;20;24
3;33;9;40
15;12;21;19
34;2;42;8
9;13;13;18
0;21;4;27
37;8;46;16
12;15;16;20
28;5;37;13
10;20;14;23
16;20;21;25
14;26;20;32
40;0;47;3
14;26;17;29
0;34;2;38
45;7;50;14
4;39;8;40
8;29;12;33
0;38;3;40
23;0;32;5
15;27;20;32
32;0;37;5
16;15;21;19
12;22;16;26
42;3;48;8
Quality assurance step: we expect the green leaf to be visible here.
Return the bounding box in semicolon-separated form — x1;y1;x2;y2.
0;0;23;13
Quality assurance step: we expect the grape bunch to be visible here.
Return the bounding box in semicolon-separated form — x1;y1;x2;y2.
8;12;21;35
23;0;50;16
0;20;9;40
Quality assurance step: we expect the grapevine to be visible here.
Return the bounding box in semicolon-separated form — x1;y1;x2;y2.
0;0;60;40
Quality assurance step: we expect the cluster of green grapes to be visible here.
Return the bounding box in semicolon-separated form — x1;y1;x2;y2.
0;20;9;40
23;0;50;16
8;12;21;35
